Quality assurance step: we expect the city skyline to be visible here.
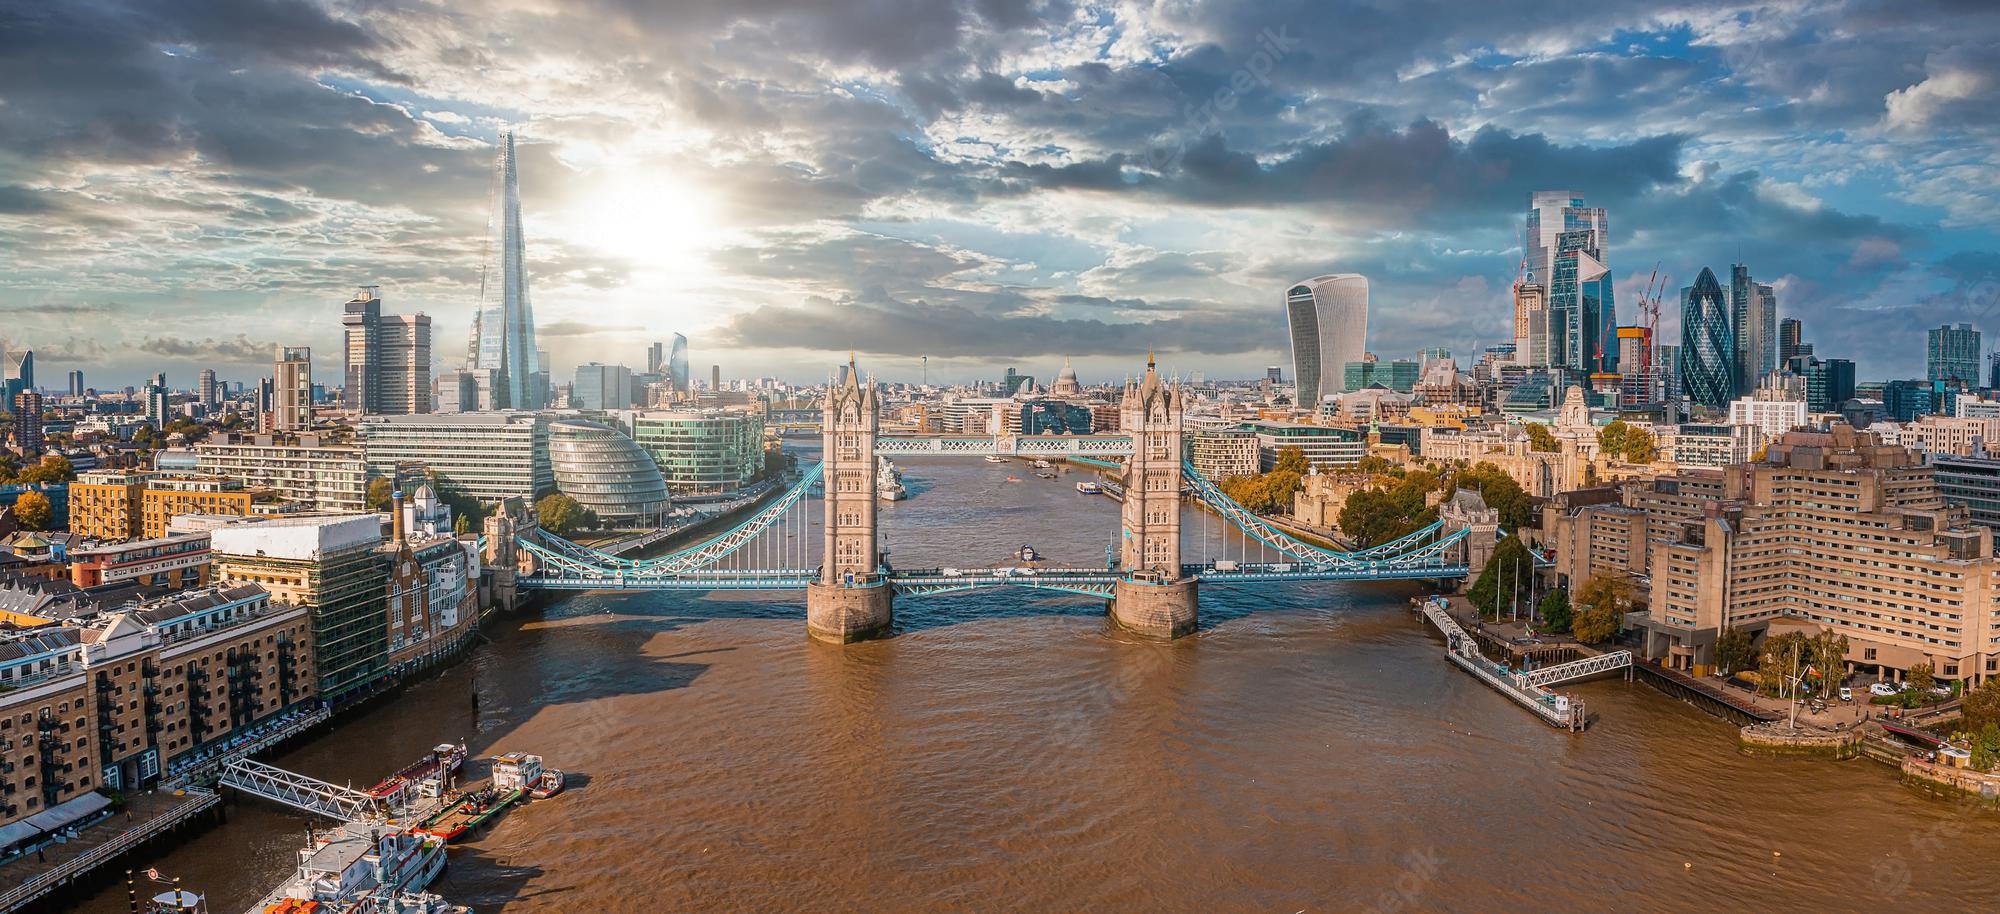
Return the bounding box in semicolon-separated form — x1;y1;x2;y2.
0;2;1995;387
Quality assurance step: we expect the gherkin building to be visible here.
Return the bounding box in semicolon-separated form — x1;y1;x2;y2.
1679;267;1735;410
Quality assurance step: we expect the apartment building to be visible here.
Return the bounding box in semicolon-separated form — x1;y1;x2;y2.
193;434;368;512
211;516;385;702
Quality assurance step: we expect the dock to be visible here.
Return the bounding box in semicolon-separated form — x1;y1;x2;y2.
1629;661;1782;725
1416;597;1630;732
0;788;221;913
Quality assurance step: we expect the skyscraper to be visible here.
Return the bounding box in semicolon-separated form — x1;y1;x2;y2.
572;363;633;410
66;369;83;398
1729;265;1777;395
1284;274;1369;406
647;341;665;375
3;348;33;404
465;131;542;409
1523;191;1609;287
1928;323;1981;384
1777;317;1804;366
1679;268;1734;410
344;287;432;415
668;333;689;396
273;347;313;432
12;391;42;455
1523;192;1613;376
1512;281;1549;366
197;368;218;408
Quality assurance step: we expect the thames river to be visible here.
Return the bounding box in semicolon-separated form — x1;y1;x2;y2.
76;455;2000;913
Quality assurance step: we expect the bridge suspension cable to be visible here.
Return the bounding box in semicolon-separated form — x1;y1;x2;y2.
522;463;824;577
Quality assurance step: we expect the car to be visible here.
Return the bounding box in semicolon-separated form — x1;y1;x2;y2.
1932;685;1954;697
1869;682;1899;697
1838;686;1853;702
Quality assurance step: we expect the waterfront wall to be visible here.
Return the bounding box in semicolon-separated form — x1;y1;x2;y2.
1738;723;1863;759
1899;755;2000;804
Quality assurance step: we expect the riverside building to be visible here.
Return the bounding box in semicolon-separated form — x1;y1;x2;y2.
616;409;766;498
194;433;369;513
359;412;554;503
211;515;386;702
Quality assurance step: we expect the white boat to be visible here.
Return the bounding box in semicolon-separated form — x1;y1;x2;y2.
1031;459;1053;469
1075;481;1100;494
248;819;461;914
983;455;1007;463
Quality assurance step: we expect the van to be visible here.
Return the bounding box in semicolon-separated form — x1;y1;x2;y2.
1838;686;1853;702
1212;560;1240;572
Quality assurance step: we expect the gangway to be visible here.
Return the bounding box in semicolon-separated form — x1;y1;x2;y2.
220;758;382;822
1517;650;1632;687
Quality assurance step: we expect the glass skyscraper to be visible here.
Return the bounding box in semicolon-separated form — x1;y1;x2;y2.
1679;267;1734;410
466;131;543;409
1729;264;1777;395
668;333;690;395
1927;322;1981;384
1284;274;1369;406
1524;192;1612;375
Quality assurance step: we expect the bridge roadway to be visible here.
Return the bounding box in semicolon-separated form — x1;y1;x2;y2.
519;560;1470;594
873;433;1135;457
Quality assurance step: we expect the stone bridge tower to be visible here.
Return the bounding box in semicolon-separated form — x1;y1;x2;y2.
808;360;893;642
1112;355;1198;638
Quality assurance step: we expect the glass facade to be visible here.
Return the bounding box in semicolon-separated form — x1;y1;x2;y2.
1018;400;1092;435
1549;230;1615;374
1285;274;1369;406
1927;323;1981;384
548;420;670;525
1679;268;1734;410
625;410;766;497
466;131;543;409
359;412;553;504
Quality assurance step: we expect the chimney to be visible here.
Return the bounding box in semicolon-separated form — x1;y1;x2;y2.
391;488;405;543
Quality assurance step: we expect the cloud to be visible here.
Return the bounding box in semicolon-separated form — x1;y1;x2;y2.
139;334;278;362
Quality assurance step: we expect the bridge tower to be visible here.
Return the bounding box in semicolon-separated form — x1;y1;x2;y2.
808;360;894;642
1111;355;1198;638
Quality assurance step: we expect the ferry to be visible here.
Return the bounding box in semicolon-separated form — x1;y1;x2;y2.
416;753;544;843
983;455;1007;464
1075;481;1101;494
876;456;907;501
367;742;467;808
251;819;464;914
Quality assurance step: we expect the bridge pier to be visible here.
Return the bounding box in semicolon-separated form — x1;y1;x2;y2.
1110;577;1198;639
807;580;894;643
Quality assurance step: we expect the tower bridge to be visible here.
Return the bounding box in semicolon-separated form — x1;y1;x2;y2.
514;357;1496;642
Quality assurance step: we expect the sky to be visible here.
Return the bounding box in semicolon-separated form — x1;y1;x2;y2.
1;0;1997;389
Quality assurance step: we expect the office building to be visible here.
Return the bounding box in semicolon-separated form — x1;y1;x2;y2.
1931;454;2000;530
2;349;31;403
1615;326;1654;407
465;131;543;410
1666;423;1756;468
1655;343;1682;406
1188;429;1260;479
68;532;213;590
139;475;278;540
573;363;634;411
66;370;83;398
1928;323;1981;385
343;287;432;415
666;333;689;396
1245;421;1365;470
359;412;553;503
1285;274;1370;407
12;391;42;455
144;378;171;429
647;341;665;375
1549;229;1616;374
548;420;671;526
197;369;218;408
620;410;766;498
1729;265;1777;395
711;365;721;393
1342;358;1419;393
1678;268;1734;410
194;434;368;512
272;347;313;432
1728;397;1808;447
1778;318;1804;366
212;515;386;701
1524;191;1609;287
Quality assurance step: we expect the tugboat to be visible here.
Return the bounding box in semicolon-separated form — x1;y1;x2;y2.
529;766;567;800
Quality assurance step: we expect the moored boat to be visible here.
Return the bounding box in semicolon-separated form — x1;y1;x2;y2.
1075;481;1101;494
529;767;567;800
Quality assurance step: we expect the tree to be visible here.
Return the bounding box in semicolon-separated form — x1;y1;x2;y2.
1466;535;1535;619
12;491;51;531
1806;630;1851;695
1756;631;1811;699
366;478;396;512
1715;627;1756;675
1272;445;1310;476
1336;469;1444;547
1962;677;2000;731
1453;462;1534;530
16;455;73;485
536;493;588;536
1909;661;1935;694
1620;427;1656;464
1597;421;1630;458
1536;588;1572;633
453;513;472;536
1571;574;1633;643
1524;422;1558;453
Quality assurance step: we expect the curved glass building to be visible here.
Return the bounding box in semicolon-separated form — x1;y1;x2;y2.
548;420;670;527
1679;267;1735;410
1285;274;1369;407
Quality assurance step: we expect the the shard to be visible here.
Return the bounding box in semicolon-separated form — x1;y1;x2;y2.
466;130;543;409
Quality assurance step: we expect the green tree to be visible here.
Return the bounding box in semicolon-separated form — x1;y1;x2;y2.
11;491;51;531
1962;677;2000;731
1272;445;1310;475
1466;535;1535;619
1756;631;1811;699
1536;587;1572;633
453;514;472;536
1909;661;1935;694
1453;462;1534;530
16;455;73;485
366;478;396;512
1571;574;1633;643
1597;421;1630;457
1336;470;1444;547
1715;627;1756;675
1806;630;1851;695
1524;422;1558;453
537;493;588;536
1620;427;1657;464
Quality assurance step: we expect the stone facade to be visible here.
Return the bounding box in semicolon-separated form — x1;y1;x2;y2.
809;361;892;642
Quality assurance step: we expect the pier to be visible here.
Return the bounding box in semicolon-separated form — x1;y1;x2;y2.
0;788;220;913
1416;597;1630;732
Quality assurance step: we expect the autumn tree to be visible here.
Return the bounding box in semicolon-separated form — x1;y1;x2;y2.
536;493;588;536
1757;631;1811;699
1524;422;1558;453
12;491;51;531
1962;677;2000;731
366;478;396;512
1807;630;1851;696
1909;661;1936;694
1620;427;1657;464
1571;574;1634;643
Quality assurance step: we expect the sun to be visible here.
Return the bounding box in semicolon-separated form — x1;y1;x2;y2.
557;170;722;283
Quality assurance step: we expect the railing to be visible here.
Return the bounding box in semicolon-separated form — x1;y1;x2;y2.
0;788;220;913
219;758;380;822
1516;651;1632;687
874;435;1136;456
